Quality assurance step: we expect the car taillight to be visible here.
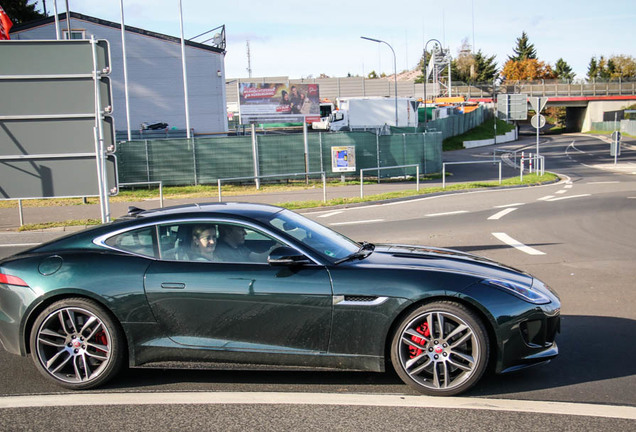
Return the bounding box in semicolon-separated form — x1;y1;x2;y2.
0;273;29;287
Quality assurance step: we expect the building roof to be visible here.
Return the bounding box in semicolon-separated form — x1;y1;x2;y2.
11;11;225;54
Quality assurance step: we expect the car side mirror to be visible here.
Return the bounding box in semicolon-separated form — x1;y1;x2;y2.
268;246;311;266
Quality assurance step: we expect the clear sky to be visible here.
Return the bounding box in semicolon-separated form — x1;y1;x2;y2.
39;0;635;81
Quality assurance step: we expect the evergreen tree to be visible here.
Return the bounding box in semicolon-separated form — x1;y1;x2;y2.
451;49;498;83
508;31;537;61
587;57;598;80
474;51;498;81
2;0;45;25
554;58;575;80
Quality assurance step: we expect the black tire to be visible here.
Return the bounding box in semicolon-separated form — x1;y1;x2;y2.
29;297;125;390
390;301;489;396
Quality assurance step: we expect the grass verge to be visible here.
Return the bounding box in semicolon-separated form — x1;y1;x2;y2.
16;172;558;231
443;117;516;151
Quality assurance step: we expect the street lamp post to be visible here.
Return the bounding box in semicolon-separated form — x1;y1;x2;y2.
423;39;442;124
361;36;398;127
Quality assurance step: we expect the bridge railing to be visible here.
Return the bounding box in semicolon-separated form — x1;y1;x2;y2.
233;77;636;101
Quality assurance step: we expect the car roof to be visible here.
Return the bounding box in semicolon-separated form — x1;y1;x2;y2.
125;202;285;220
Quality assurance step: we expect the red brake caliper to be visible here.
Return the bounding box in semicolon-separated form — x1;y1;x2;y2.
95;331;108;353
409;323;430;358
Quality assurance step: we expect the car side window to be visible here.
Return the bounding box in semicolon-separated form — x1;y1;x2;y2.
105;226;157;258
214;222;283;264
157;222;218;262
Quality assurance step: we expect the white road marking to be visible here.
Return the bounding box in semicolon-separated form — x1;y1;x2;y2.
537;195;555;201
317;211;343;218
555;190;567;194
587;181;620;185
488;208;517;220
330;219;384;226
564;185;573;189
492;232;546;255
0;392;634;420
494;203;525;208
0;243;40;248
425;210;469;217
546;194;591;202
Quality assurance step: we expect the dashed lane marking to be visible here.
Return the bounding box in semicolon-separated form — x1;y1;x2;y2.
492;232;546;255
330;219;384;226
546;194;591;202
493;203;525;208
0;243;40;248
317;211;343;218
537;195;555;201
488;208;517;220
425;211;469;217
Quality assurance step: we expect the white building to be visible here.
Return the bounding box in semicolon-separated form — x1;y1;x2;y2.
11;12;228;136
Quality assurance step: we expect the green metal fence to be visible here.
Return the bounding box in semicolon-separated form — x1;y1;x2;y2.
116;130;443;186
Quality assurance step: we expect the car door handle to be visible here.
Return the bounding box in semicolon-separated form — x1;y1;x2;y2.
160;282;186;289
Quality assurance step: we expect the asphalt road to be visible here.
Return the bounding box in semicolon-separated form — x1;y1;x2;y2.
0;133;635;430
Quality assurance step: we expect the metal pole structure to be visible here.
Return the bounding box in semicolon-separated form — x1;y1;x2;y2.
64;0;70;36
178;0;191;139
361;36;398;127
90;36;110;223
119;0;132;141
251;124;260;189
303;117;309;184
423;39;442;124
52;0;60;40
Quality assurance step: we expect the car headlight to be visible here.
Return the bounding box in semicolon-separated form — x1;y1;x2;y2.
482;279;551;305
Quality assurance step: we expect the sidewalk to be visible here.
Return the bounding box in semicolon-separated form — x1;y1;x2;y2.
0;180;435;231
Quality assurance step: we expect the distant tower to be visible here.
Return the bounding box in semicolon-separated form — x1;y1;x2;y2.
246;40;252;78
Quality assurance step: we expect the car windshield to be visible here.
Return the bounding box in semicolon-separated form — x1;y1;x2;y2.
259;209;360;261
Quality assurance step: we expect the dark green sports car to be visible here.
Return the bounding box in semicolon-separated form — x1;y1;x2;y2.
0;203;560;395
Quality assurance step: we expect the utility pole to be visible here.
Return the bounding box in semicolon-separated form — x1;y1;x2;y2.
246;40;252;78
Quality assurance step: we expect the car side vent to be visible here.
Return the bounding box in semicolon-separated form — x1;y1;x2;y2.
344;295;378;302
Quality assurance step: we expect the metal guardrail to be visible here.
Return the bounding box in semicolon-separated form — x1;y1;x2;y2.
217;171;327;203
442;161;502;188
119;181;164;208
360;164;420;198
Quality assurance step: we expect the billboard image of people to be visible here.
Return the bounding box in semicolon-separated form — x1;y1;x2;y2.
238;83;320;124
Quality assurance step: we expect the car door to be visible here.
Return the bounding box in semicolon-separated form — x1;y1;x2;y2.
144;220;333;354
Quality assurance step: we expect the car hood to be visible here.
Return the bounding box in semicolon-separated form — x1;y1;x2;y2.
359;244;533;286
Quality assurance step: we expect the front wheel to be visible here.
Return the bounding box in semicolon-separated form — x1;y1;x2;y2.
390;301;489;396
29;298;125;389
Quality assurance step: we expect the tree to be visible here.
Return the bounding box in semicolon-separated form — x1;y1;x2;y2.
2;0;45;26
587;57;599;80
609;55;636;78
508;31;537;61
367;70;379;79
587;55;636;80
554;58;575;80
473;51;499;82
501;58;556;81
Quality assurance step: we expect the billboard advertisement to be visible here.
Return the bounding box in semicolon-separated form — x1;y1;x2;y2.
238;83;320;124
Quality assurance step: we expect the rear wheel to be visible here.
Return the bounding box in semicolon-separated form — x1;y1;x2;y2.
29;298;124;389
390;301;489;396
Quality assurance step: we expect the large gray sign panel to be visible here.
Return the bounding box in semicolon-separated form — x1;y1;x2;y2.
497;94;528;121
0;156;118;199
0;40;110;75
0;39;116;200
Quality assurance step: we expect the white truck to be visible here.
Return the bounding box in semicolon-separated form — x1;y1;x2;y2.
312;97;419;131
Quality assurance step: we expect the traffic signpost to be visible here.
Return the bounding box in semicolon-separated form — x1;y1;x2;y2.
529;97;548;160
0;39;116;223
